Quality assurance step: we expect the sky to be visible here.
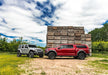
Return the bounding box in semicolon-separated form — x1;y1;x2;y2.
0;0;108;47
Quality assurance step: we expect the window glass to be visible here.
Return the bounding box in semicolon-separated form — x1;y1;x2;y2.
60;45;67;49
76;45;87;48
68;45;73;48
29;45;36;48
25;45;28;48
22;45;24;48
60;45;73;49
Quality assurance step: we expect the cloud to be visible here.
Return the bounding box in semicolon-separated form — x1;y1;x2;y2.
0;0;108;47
53;0;108;32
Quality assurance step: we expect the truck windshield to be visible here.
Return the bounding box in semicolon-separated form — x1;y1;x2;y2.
29;45;36;48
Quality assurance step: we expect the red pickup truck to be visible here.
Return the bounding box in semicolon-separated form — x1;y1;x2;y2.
45;44;90;60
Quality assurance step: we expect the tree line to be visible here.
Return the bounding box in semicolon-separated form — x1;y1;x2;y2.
0;36;27;52
89;23;108;52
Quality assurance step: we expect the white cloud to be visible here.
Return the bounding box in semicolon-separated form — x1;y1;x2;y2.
0;0;108;46
54;0;108;32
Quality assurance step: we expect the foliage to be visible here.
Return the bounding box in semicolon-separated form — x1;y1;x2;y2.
0;52;31;75
92;41;108;52
89;23;108;42
0;36;28;52
0;36;46;52
37;46;46;52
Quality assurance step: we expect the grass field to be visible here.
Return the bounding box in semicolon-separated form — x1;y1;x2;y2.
88;53;108;74
0;52;31;75
0;52;108;75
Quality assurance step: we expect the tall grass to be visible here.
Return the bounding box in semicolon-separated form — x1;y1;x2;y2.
0;52;31;75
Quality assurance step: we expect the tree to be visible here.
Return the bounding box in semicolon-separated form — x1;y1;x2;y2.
89;23;108;42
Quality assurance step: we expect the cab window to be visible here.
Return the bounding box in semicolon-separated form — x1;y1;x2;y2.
22;45;24;48
25;45;28;48
76;45;87;48
60;45;73;49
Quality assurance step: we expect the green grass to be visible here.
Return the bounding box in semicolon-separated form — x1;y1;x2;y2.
91;52;108;58
88;53;108;74
0;52;31;75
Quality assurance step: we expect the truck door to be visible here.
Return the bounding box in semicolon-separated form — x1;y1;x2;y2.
21;45;25;53
65;45;76;56
25;45;29;53
56;45;75;56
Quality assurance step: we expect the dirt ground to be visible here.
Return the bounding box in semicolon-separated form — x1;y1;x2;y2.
19;56;106;75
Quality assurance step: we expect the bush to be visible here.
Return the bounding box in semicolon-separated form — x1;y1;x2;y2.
92;41;108;52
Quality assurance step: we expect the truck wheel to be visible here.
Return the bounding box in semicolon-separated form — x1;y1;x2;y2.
48;52;56;59
39;53;43;58
73;56;78;59
17;51;21;57
29;51;34;58
78;52;86;60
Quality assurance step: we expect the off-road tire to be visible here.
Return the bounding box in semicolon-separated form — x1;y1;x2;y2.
48;52;56;59
17;50;21;57
39;53;43;58
29;51;34;58
78;52;86;60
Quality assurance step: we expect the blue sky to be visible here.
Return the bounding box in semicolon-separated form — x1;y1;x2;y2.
0;0;108;47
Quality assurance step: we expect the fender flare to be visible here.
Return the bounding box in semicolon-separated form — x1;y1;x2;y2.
47;50;57;56
17;49;22;53
29;50;35;53
77;50;86;55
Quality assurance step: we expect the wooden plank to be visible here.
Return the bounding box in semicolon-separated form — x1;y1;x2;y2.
61;40;68;44
81;34;86;38
52;44;60;48
68;33;74;36
61;36;68;40
47;36;54;40
55;40;61;44
54;36;61;40
47;40;54;44
68;37;74;40
68;26;73;29
61;32;67;36
55;32;61;36
75;37;81;40
81;38;86;41
86;38;91;41
68;29;74;32
85;34;91;38
47;32;54;35
75;33;81;37
53;27;57;30
74;41;82;44
68;41;74;44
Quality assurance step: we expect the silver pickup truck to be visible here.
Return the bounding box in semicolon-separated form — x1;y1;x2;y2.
17;44;43;58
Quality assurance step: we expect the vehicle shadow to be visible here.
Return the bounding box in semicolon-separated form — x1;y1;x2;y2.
44;56;88;60
44;57;78;60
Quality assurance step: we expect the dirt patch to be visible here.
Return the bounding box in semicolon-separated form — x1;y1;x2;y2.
19;57;106;75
